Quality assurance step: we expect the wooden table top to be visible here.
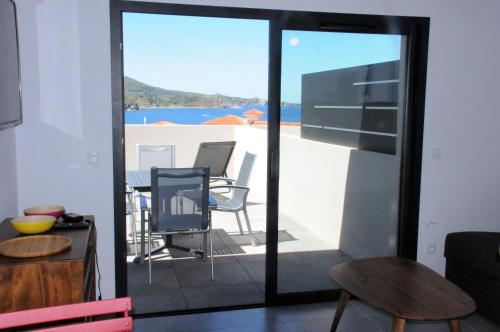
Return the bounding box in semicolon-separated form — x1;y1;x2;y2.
329;257;476;321
0;217;94;265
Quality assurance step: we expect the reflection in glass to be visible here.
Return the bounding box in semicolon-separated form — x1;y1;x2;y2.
278;30;404;293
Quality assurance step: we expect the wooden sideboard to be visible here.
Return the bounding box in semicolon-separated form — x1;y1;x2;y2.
0;217;96;313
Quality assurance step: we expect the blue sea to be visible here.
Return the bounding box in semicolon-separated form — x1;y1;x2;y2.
124;105;300;125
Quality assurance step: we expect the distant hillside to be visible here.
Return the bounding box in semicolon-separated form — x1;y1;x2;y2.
124;76;267;109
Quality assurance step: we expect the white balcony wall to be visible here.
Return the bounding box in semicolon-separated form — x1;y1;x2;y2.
278;129;398;254
338;149;398;258
125;125;235;174
278;130;350;248
126;124;398;254
233;126;267;202
125;125;267;198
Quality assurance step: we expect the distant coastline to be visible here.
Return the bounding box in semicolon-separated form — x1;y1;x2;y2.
124;76;299;110
126;105;245;111
124;105;301;125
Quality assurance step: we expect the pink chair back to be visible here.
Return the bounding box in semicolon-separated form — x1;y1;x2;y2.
0;297;133;331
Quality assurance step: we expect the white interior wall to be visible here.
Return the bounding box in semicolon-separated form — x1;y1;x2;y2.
0;128;18;220
14;0;115;298
11;0;500;298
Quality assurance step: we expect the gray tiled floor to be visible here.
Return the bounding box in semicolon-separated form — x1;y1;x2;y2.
128;244;349;314
126;195;353;314
133;300;500;332
128;254;266;314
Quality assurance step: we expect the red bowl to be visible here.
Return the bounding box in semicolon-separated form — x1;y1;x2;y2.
23;205;65;219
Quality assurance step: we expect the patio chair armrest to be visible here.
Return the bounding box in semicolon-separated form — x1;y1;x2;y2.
210;177;235;183
132;190;144;197
210;184;249;191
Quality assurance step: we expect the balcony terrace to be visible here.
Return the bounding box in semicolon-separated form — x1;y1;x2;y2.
125;123;397;314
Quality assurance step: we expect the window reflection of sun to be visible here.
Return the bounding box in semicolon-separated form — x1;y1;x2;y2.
289;36;300;47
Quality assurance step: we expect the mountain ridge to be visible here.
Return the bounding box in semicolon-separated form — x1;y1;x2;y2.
124;76;270;110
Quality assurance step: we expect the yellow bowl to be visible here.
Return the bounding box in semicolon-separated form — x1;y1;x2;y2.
10;215;56;234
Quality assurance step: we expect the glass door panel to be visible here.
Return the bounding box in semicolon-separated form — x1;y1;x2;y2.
277;30;405;293
122;12;269;313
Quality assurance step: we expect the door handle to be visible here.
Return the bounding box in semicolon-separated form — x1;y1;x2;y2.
270;150;279;181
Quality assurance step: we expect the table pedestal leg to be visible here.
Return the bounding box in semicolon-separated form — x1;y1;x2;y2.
140;209;145;264
202;233;208;260
330;290;350;332
391;317;406;332
449;319;461;332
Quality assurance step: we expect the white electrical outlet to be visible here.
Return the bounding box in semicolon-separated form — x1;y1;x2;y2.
431;147;442;160
426;243;436;254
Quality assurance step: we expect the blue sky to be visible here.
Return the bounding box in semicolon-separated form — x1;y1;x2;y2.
123;13;269;100
282;31;401;103
123;13;401;103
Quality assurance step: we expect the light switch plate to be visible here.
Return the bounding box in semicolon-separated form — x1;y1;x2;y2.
87;151;100;165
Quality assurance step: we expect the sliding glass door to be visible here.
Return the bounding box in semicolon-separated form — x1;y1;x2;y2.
111;1;428;311
121;11;269;314
276;28;406;294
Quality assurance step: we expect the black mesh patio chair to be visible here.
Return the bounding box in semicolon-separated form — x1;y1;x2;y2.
148;167;213;284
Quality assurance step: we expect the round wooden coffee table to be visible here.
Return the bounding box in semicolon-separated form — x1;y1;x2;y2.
329;257;476;332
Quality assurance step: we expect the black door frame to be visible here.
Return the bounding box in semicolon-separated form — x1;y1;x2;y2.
110;0;429;313
266;10;429;305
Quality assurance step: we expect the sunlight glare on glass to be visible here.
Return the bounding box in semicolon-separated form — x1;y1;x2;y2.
289;36;300;47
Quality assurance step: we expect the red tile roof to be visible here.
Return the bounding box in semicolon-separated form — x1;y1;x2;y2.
203;115;248;125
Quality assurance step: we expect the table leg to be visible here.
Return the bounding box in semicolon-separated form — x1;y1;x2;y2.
391;317;406;332
330;290;350;332
448;319;461;332
202;233;208;260
140;209;145;264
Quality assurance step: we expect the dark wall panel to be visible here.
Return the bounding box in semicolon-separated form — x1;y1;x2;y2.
301;60;399;154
